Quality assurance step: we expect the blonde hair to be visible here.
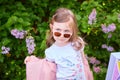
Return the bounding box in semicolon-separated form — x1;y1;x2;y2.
46;8;85;51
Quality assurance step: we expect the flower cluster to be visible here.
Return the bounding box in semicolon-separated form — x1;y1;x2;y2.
93;66;101;73
101;23;116;52
101;44;114;52
88;8;97;25
1;46;10;54
11;29;36;54
11;29;27;39
88;57;101;73
25;36;36;54
101;23;116;33
89;57;101;65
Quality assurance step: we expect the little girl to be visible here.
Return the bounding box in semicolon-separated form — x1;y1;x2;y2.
25;8;93;80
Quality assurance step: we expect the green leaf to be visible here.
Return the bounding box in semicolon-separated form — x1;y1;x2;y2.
5;16;18;27
0;54;4;62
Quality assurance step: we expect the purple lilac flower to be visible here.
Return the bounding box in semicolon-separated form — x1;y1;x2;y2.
1;46;10;54
94;60;101;65
102;44;114;52
88;8;97;24
101;44;107;49
107;46;114;52
93;66;101;73
89;57;101;65
26;36;36;54
89;57;96;64
101;23;116;33
101;24;109;33
11;29;27;39
107;23;116;32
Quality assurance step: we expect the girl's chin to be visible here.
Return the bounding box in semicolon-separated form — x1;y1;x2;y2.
55;41;69;46
56;40;67;43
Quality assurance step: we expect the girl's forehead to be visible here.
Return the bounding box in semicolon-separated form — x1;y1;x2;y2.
53;22;72;29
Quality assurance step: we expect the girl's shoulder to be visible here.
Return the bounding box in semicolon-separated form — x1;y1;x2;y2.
45;44;58;56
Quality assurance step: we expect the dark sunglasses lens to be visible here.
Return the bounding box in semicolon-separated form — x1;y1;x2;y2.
54;32;61;37
64;34;71;38
54;32;71;38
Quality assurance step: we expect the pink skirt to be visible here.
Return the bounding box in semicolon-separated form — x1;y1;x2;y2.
25;56;56;80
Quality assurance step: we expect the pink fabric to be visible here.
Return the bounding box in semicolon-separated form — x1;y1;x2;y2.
24;56;56;80
81;51;94;80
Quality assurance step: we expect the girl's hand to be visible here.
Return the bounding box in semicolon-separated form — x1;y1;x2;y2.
24;55;39;64
24;56;31;64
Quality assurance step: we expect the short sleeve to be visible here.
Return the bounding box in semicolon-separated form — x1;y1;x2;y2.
45;49;55;62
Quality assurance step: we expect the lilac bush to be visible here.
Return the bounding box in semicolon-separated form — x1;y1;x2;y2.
11;29;36;54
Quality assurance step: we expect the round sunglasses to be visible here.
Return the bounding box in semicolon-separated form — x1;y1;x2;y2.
54;32;71;38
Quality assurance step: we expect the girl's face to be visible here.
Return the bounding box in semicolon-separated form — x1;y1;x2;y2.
51;22;73;46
